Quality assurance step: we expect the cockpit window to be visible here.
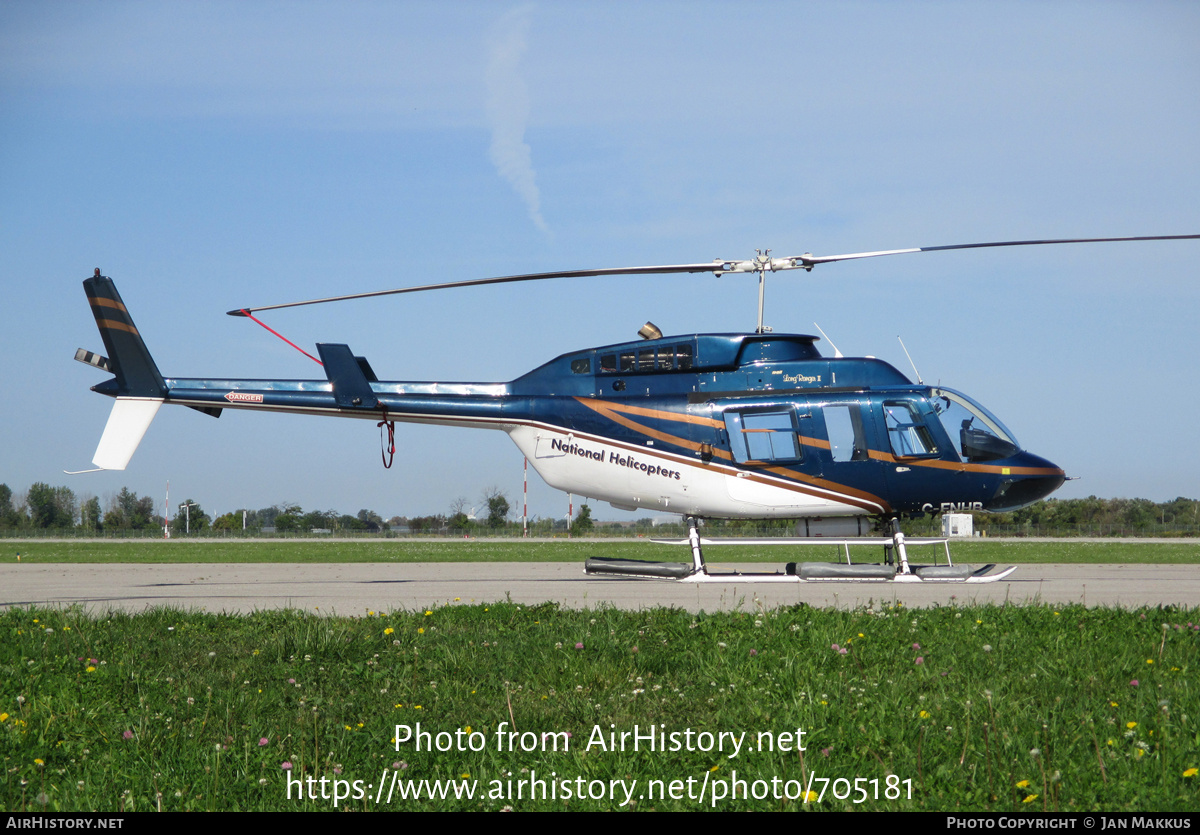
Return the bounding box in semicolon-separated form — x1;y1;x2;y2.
570;357;591;374
931;387;1021;462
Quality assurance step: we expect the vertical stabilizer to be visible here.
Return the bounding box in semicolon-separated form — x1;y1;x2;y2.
83;270;167;398
80;271;167;471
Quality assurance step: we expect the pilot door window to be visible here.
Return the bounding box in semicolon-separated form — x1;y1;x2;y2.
724;409;802;464
883;401;937;457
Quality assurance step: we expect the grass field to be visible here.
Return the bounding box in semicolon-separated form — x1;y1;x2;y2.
3;601;1198;812
4;538;1198;813
5;537;1200;565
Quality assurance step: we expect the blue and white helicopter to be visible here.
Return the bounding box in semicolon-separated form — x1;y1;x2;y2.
75;235;1198;583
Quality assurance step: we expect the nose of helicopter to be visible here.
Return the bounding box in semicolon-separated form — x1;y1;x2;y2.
983;451;1067;512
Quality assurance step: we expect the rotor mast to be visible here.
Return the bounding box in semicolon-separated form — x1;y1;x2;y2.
715;249;814;333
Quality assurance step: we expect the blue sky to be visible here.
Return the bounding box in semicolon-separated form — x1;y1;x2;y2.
2;1;1197;523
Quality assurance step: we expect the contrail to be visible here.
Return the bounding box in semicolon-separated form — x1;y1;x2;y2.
485;4;548;233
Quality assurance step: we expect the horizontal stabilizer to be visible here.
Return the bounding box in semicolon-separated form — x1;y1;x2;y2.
317;343;378;409
92;397;163;470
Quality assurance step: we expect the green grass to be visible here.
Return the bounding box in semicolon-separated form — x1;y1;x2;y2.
3;602;1198;811
4;537;1199;564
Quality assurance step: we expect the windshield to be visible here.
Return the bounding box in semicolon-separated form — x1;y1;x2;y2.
931;387;1021;463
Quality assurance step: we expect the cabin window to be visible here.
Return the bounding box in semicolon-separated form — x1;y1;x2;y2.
724;409;802;464
883;401;937;457
570;357;591;374
676;344;693;369
823;404;868;462
596;343;694;373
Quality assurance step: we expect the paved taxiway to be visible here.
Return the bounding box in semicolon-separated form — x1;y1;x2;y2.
3;562;1198;613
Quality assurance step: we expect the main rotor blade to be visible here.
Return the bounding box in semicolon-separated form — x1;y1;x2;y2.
228;262;724;315
228;233;1200;315
790;234;1200;267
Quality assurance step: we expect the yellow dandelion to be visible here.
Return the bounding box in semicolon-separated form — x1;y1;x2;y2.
424;610;432;616
919;710;931;719
0;713;8;722
1110;701;1118;707
464;726;472;734
86;666;96;673
418;627;425;634
1016;780;1030;788
460;773;470;779
1022;794;1038;803
1183;768;1198;778
1127;722;1138;730
1136;749;1145;759
384;627;394;635
34;758;44;766
710;765;720;772
1147;659;1154;664
804;790;818;802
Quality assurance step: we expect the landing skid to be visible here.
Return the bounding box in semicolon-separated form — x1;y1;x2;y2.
584;517;1017;584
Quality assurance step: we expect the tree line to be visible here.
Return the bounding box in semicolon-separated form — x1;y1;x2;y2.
0;482;593;536
2;481;1193;537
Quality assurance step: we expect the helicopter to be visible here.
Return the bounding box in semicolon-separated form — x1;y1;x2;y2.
74;234;1199;583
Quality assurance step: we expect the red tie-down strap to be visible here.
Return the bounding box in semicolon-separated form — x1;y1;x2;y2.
378;404;396;469
240;309;394;467
239;309;324;366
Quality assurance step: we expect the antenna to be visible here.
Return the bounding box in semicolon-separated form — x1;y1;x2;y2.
813;323;844;358
897;336;923;385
